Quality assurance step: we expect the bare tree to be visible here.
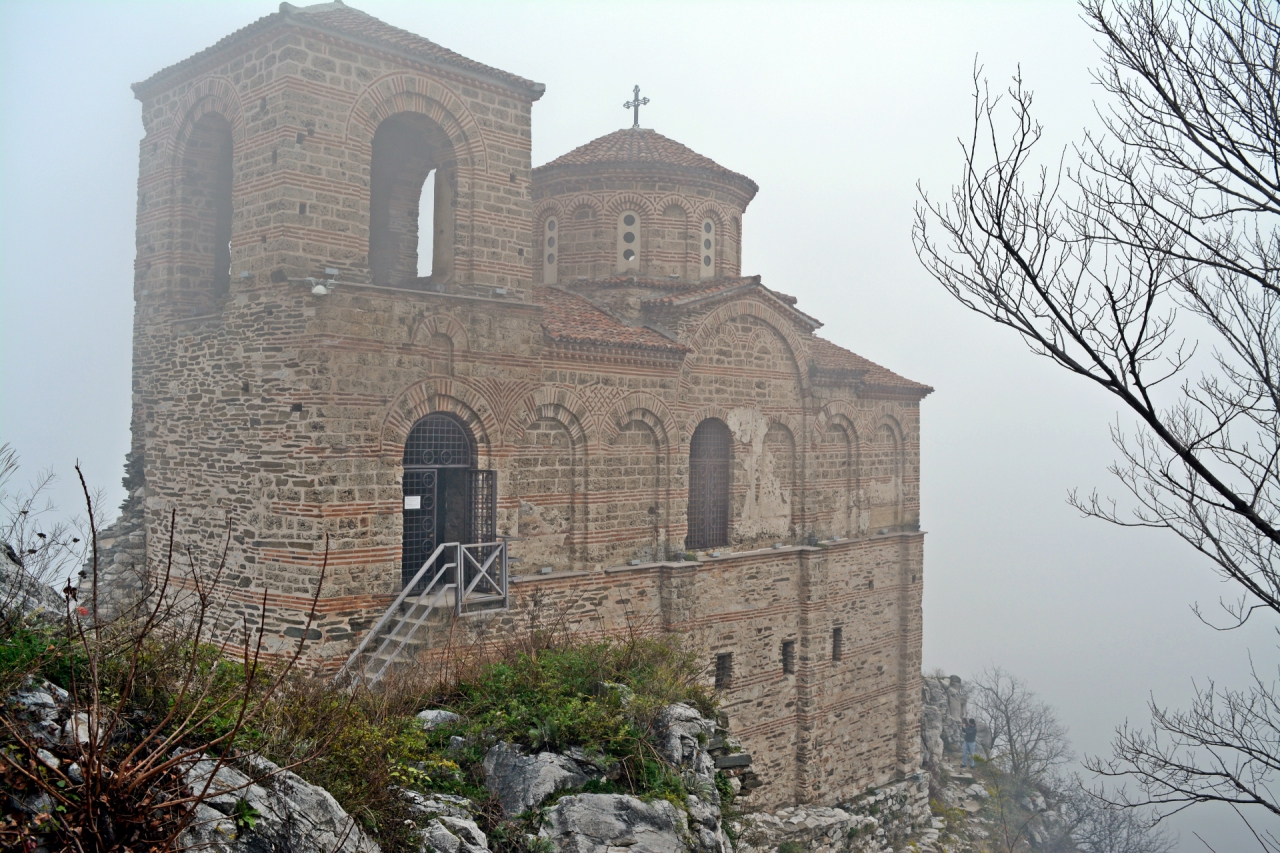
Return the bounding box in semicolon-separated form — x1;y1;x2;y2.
913;0;1280;832
1064;786;1177;853
972;667;1074;786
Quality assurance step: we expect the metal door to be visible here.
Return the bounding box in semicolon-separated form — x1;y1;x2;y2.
401;468;438;592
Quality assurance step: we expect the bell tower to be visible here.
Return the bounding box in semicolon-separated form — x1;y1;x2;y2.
99;1;544;624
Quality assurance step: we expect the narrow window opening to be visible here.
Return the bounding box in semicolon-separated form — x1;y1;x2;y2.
714;653;733;689
416;169;436;278
543;217;558;284
298;202;307;215
700;218;716;279
180;112;233;314
782;640;796;674
832;627;843;661
272;149;278;165
617;210;640;271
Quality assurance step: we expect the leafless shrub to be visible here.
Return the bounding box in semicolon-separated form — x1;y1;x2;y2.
0;463;330;852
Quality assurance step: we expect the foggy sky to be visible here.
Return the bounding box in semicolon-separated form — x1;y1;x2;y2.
1;2;1275;848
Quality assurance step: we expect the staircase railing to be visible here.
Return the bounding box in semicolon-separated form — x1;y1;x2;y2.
336;539;508;686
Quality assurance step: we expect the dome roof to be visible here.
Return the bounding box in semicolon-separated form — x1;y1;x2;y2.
534;128;758;201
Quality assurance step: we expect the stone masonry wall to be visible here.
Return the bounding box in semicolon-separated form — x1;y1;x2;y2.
104;4;929;821
379;536;923;813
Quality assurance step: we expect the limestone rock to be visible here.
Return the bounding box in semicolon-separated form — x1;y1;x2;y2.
401;788;474;820
0;544;65;621
177;753;381;853
652;703;718;792
482;742;588;816
417;709;462;730
544;793;688;853
419;815;489;853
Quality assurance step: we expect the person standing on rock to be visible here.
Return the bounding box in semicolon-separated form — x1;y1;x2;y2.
962;718;978;768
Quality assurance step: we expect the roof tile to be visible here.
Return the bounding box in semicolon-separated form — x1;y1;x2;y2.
534;287;689;353
809;337;932;394
135;1;541;97
534;129;757;197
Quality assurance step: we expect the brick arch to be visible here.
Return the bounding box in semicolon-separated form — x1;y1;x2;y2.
379;379;499;463
562;195;604;220
533;198;565;226
409;313;470;350
166;77;247;161
653;195;692;218
603;193;658;219
680;406;734;446
764;411;804;443
814;400;863;447
872;410;906;443
510;387;594;450
685;301;812;390
690;201;730;225
601;392;677;448
346;76;487;171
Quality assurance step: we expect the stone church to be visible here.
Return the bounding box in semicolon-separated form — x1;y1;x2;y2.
99;0;931;811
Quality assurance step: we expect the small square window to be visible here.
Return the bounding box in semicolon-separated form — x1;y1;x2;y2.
714;653;733;689
782;640;796;675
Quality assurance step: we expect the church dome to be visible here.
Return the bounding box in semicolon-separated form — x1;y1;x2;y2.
532;128;757;285
534;128;758;201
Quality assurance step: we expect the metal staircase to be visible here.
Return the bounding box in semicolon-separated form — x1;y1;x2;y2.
337;540;509;686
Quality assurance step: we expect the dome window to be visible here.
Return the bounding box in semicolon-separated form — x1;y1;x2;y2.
617;211;640;271
543;217;558;284
700;218;716;279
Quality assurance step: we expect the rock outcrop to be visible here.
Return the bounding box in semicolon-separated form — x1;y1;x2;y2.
739;777;933;853
0;544;66;621
544;794;688;853
178;753;382;853
482;742;591;816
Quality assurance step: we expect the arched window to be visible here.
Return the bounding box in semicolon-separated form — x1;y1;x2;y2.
401;413;493;590
543;216;558;284
181;112;233;314
699;218;716;279
687;418;732;549
617;210;640;271
370;113;455;289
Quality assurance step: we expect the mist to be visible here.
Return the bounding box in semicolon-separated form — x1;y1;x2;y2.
2;1;1275;848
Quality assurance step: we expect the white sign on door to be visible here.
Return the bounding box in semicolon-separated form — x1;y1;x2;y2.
404;495;421;510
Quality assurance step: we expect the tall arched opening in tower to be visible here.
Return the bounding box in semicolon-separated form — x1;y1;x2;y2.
369;112;456;289
180;112;233;314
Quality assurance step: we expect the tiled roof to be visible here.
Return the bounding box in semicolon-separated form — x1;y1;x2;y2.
640;277;761;306
534;129;758;198
534;287;689;353
809;337;932;395
135;1;543;98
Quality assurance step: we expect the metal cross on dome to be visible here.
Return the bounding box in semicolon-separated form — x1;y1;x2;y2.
623;85;649;129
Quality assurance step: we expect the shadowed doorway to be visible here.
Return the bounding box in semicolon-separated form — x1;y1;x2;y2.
401;413;495;591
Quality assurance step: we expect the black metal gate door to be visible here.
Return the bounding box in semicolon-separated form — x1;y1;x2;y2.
402;469;438;591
